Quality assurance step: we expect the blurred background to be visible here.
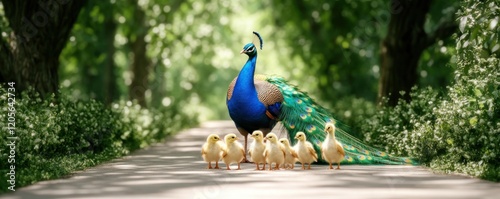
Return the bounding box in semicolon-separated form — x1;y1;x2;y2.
60;0;456;122
2;0;457;121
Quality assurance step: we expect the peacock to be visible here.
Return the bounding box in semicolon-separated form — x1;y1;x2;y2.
226;31;417;165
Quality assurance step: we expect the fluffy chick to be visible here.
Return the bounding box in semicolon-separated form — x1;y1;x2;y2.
279;138;298;169
201;134;223;169
293;132;318;170
321;123;345;170
263;133;285;170
222;133;245;170
249;130;267;170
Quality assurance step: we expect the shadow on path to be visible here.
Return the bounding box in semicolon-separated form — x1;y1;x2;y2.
2;121;499;199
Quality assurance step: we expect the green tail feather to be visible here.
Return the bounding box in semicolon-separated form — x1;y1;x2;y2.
266;76;418;165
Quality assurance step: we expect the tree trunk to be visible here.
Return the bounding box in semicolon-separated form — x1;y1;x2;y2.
103;9;118;105
378;0;431;106
128;3;150;107
0;0;87;97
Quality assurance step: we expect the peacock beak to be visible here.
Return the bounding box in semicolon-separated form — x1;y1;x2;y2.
240;49;245;54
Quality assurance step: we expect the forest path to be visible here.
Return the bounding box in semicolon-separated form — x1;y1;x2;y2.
3;121;499;199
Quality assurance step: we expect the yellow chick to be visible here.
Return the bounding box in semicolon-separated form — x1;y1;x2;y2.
263;133;285;170
249;130;267;170
201;134;223;169
279;138;298;169
321;123;345;170
293;132;318;170
222;133;245;170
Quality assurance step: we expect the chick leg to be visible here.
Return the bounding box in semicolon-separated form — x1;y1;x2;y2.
262;163;266;170
301;163;305;170
255;163;260;170
226;163;231;170
237;162;241;170
274;163;280;170
329;163;333;170
291;163;294;169
307;163;311;170
336;162;341;170
215;161;219;169
208;162;213;169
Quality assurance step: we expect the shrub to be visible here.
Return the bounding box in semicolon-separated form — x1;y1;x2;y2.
432;0;500;180
0;88;197;192
352;0;500;181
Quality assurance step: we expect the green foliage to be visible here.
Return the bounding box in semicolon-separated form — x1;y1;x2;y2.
265;0;384;101
265;0;457;103
347;0;500;181
59;0;242;120
54;0;458;122
0;88;197;192
359;88;444;162
436;0;500;180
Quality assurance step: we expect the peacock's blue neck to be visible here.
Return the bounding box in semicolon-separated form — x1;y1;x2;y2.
228;52;269;132
233;54;258;98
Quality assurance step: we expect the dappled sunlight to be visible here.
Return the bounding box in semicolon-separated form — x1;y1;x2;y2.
116;178;199;185
4;121;498;199
112;164;140;170
159;155;195;159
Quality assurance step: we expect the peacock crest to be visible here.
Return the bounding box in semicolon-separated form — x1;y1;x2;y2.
252;31;263;50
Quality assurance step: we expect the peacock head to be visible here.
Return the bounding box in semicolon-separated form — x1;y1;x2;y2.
240;31;263;57
240;43;257;57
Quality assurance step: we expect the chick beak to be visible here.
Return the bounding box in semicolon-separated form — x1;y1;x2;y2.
240;49;245;54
